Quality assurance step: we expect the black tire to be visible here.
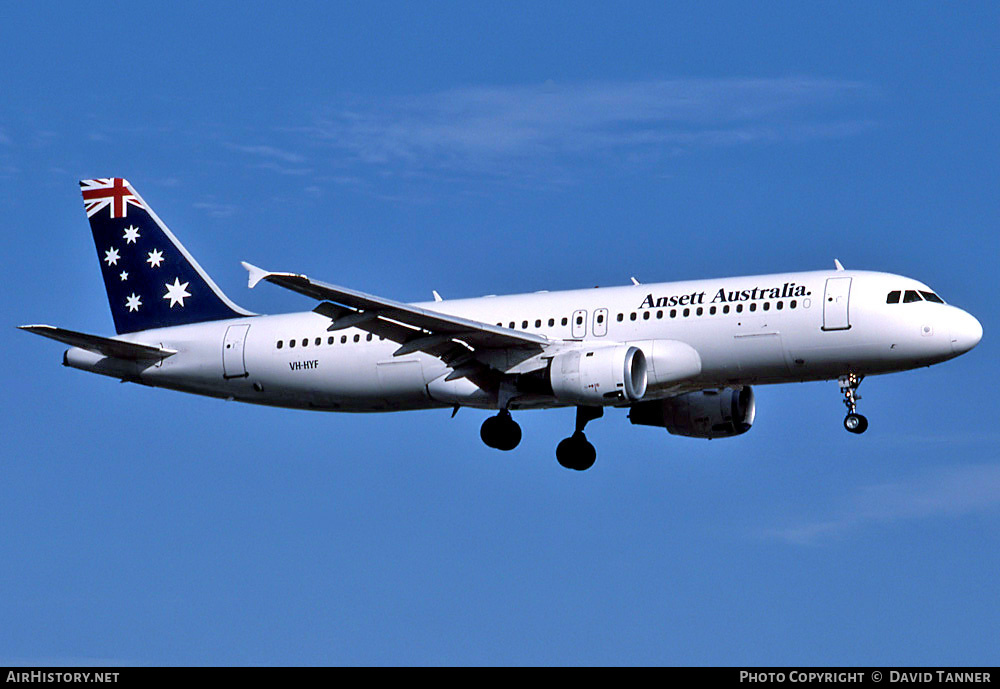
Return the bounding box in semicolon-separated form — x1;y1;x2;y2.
480;416;501;448
494;418;522;451
844;413;869;434
481;414;521;450
555;432;597;471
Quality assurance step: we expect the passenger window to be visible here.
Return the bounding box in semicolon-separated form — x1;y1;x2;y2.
535;319;541;328
289;339;296;348
575;316;583;325
683;308;690;317
341;335;347;344
763;302;770;311
643;311;650;320
723;305;730;314
886;290;901;304
522;320;528;329
353;334;360;342
790;300;797;309
696;307;703;316
920;291;944;304
367;333;373;341
315;337;321;346
736;304;743;313
509;322;515;329
656;310;663;319
277;340;283;349
302;338;308;347
776;302;783;310
548;318;555;326
749;303;757;312
630;313;637;321
328;336;334;345
670;309;677;318
597;314;604;324
903;290;922;303
617;313;623;322
709;306;717;315
561;317;568;326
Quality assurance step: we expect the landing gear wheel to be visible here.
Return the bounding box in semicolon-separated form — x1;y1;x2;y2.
556;432;597;471
480;410;522;451
838;374;869;435
844;413;868;434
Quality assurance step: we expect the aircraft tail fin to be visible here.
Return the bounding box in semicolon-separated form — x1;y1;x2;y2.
81;178;253;334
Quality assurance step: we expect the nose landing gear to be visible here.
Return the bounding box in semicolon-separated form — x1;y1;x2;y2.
556;406;603;471
480;409;522;451
840;373;868;434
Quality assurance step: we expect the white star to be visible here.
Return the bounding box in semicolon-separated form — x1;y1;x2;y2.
125;293;142;312
123;225;141;244
146;248;164;268
119;271;129;281
163;277;191;308
104;247;120;266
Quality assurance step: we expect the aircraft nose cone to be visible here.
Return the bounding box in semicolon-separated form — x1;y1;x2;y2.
951;310;983;355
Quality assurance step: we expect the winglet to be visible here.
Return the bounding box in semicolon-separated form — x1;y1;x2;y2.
242;261;270;289
834;259;845;271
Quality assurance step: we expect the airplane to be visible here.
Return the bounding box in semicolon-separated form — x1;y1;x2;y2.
21;178;983;471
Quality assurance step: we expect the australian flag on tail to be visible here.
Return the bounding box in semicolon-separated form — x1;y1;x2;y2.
82;178;253;334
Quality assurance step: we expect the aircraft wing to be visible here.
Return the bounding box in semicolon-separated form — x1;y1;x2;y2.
19;325;177;361
243;263;548;382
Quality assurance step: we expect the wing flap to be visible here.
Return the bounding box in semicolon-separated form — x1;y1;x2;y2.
19;325;176;361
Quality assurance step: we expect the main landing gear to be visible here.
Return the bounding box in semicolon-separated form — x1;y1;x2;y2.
839;373;869;435
479;406;604;471
480;409;522;451
556;406;603;471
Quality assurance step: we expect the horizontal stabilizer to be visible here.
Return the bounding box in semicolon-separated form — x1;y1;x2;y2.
18;325;176;361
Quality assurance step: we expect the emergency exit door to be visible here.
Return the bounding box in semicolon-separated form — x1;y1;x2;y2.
593;308;609;337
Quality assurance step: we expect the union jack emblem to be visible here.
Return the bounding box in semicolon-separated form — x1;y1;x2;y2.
80;178;145;219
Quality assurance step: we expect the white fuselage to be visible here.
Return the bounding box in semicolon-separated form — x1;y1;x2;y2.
64;269;982;412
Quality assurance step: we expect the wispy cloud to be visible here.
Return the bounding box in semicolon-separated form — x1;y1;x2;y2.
225;143;307;164
293;78;874;183
193;201;238;218
764;464;1000;545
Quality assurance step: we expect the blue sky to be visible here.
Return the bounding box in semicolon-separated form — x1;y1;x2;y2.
2;2;998;665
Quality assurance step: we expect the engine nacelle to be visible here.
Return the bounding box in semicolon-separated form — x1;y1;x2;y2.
550;345;647;405
628;386;755;438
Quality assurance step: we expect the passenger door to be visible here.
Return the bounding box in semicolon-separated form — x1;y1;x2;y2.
571;309;587;338
222;324;251;378
822;277;852;331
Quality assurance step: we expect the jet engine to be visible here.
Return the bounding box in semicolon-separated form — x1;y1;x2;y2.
628;386;755;438
549;345;647;405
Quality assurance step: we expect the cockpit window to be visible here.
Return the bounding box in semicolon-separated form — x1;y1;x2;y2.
920;291;945;304
903;290;923;303
886;290;901;304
